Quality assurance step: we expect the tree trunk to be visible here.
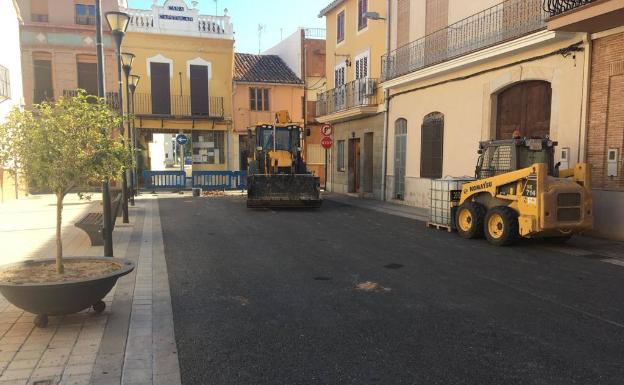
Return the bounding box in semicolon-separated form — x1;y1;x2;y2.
56;193;64;274
13;167;18;200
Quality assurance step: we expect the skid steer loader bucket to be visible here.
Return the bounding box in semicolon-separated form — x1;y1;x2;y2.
247;174;322;208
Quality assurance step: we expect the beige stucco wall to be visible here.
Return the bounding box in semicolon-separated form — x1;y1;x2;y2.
324;0;386;86
385;36;587;207
232;82;304;132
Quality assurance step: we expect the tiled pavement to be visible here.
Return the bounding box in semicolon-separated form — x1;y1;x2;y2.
0;194;181;385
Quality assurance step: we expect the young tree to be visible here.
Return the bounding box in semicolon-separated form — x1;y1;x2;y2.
0;92;129;274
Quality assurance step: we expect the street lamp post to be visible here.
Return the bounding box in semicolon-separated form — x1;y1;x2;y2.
128;75;140;198
105;11;130;223
121;52;135;206
95;0;114;257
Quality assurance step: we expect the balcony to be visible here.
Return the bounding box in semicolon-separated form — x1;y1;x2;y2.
544;0;624;33
60;90;120;110
315;78;379;121
124;7;233;39
382;0;548;82
132;94;224;119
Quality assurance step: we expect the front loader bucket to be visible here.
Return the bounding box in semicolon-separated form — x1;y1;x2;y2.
247;174;322;208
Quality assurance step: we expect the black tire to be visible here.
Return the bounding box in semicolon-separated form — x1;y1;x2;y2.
455;201;486;239
484;206;519;246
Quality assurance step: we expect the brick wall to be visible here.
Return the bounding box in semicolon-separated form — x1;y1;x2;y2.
587;32;624;190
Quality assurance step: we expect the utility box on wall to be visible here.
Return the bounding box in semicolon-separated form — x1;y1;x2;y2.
607;148;619;177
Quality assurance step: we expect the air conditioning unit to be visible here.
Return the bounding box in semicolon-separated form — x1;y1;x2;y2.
364;79;377;96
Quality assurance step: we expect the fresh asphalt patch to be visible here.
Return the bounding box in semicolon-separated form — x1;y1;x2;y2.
159;195;624;385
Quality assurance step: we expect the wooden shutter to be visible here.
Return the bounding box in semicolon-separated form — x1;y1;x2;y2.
33;59;53;103
496;81;551;139
190;65;208;116
263;89;270;111
150;62;170;115
77;56;98;97
421;112;444;179
397;0;410;48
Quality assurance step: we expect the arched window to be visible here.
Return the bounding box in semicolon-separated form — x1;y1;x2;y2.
394;118;407;199
421;112;444;179
496;80;551;139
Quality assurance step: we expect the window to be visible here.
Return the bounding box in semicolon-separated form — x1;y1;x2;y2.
420;112;444;179
354;53;368;80
33;58;53;104
75;4;96;25
357;0;368;31
30;0;49;22
77;55;97;96
337;11;345;43
250;88;269;111
337;140;345;172
0;66;10;102
192;131;225;164
334;66;345;87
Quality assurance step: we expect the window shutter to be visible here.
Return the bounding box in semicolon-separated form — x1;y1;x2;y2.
263;88;270;111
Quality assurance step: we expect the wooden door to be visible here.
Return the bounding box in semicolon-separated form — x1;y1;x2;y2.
496;81;551;139
363;133;374;193
77;62;98;97
190;65;209;116
150;62;171;115
348;138;361;193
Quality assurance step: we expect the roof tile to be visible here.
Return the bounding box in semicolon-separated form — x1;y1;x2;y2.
234;53;303;85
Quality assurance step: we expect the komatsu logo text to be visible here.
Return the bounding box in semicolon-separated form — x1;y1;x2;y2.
469;181;492;192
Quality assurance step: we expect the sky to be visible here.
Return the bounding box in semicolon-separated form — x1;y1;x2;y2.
127;0;327;54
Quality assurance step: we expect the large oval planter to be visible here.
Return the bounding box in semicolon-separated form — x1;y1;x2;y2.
0;257;134;327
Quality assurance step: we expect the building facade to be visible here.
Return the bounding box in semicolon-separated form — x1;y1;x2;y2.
317;0;387;198
17;0;120;107
382;0;587;209
0;0;26;202
121;0;234;174
545;0;624;239
232;53;304;172
264;28;328;185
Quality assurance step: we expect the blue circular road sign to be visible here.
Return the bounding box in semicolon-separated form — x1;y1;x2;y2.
176;134;188;145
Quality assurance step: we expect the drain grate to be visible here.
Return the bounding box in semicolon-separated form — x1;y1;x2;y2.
384;263;404;269
313;276;332;281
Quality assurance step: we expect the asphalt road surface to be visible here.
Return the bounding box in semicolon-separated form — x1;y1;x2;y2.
159;195;624;385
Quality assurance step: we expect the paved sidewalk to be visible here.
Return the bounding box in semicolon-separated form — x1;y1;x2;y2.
0;195;180;385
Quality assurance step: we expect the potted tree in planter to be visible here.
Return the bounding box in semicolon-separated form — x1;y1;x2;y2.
0;92;135;327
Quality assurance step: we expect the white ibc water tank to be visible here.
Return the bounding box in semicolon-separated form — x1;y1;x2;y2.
430;177;475;226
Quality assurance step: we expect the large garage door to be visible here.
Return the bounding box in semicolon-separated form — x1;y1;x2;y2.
496;81;551;139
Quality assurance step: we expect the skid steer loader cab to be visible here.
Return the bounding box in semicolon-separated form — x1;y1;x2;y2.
246;111;321;209
454;137;592;246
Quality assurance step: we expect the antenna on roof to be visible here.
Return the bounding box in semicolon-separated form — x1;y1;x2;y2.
213;0;218;15
257;24;266;54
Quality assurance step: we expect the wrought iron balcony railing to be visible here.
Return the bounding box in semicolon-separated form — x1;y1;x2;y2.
543;0;595;17
61;90;120;110
316;78;379;117
382;0;548;82
304;28;326;39
132;93;224;118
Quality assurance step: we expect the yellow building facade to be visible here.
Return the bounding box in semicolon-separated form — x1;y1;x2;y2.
317;0;387;198
121;0;234;173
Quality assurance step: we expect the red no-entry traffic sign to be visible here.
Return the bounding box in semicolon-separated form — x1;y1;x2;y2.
321;136;333;149
321;124;333;137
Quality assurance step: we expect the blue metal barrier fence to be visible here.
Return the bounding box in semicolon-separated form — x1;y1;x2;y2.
192;171;247;190
143;170;186;190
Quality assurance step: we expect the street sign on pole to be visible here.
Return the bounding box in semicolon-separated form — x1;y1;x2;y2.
176;134;188;145
321;136;333;149
321;124;333;137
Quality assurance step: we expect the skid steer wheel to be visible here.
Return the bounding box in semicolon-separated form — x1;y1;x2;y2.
456;201;485;239
484;206;519;246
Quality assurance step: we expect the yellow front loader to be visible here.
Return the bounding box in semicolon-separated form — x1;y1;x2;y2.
453;138;592;246
245;111;321;208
